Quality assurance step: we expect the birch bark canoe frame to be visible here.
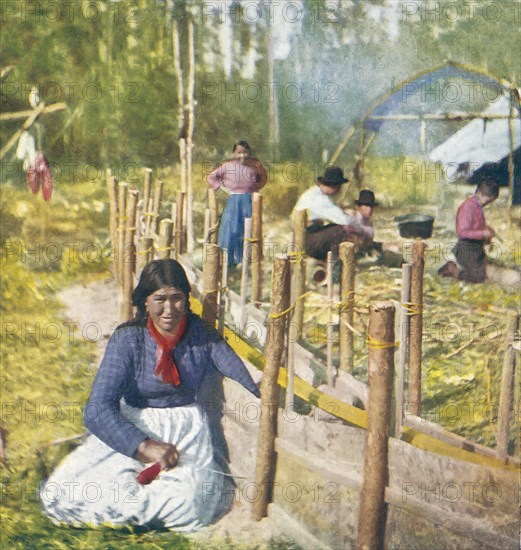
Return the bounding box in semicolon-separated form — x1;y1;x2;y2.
108;178;519;469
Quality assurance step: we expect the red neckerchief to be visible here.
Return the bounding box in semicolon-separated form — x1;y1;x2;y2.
146;314;188;386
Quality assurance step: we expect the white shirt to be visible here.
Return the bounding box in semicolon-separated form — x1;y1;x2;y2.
294;185;360;228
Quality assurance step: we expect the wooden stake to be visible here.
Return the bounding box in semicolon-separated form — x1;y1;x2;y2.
395;263;412;437
357;301;395;550
203;208;211;243
496;313;519;460
170;203;177;258
252;255;290;521
408;240;425;417
286;209;307;410
175;191;185;255
202;243;221;327
208;188;219;244
107;171;119;282
240;218;253;306
185;16;196;253
218;249;229;336
157;219;174;260
339;242;356;372
151;179;164;235
326;251;334;386
138;236;153;274
251;192;263;304
117;183;128;288
144;197;154;238
140;168;152;239
121;190;138;322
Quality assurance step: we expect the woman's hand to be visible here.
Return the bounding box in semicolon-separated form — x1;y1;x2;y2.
135;438;179;469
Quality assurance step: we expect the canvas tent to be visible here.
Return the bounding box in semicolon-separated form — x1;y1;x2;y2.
429;93;521;204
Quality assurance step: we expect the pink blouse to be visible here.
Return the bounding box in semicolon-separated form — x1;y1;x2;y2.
456;195;486;240
206;159;267;194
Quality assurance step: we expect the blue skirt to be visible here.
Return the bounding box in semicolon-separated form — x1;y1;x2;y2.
218;194;252;265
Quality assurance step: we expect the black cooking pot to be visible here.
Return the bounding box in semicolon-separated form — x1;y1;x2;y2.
395;214;434;239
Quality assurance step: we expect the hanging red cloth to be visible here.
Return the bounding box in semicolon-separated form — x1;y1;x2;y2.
27;152;53;201
146;314;188;386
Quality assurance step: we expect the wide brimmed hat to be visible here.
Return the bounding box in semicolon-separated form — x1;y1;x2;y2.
317;166;349;186
354;189;378;206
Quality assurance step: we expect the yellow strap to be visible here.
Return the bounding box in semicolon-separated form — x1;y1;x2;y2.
338;290;355;311
269;304;294;319
155;246;173;252
367;334;399;350
296;290;313;302
144;212;155;217
137;248;153;255
401;302;423;316
244;237;259;243
286;251;306;262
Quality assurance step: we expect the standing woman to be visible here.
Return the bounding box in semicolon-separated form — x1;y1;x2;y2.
41;259;260;531
207;141;267;265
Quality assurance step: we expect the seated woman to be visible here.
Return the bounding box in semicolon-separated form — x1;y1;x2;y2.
41;259;260;531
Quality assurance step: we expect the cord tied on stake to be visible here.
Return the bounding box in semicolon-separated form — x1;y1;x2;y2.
367;334;399;350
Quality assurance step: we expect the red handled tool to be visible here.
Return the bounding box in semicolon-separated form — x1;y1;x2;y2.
137;462;161;485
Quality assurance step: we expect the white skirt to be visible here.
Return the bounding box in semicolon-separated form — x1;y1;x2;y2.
41;404;233;532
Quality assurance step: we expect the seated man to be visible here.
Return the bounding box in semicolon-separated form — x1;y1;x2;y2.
293;166;365;261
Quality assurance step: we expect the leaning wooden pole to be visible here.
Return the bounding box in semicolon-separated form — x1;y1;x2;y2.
339;241;356;372
252;255;290;521
107;170;119;282
408;239;425;417
251;192;263;304
496;313;519;460
357;301;395;550
121;190;139;322
202;243;221;327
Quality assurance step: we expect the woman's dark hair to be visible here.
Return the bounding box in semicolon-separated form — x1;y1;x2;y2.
233;140;251;152
131;259;191;322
